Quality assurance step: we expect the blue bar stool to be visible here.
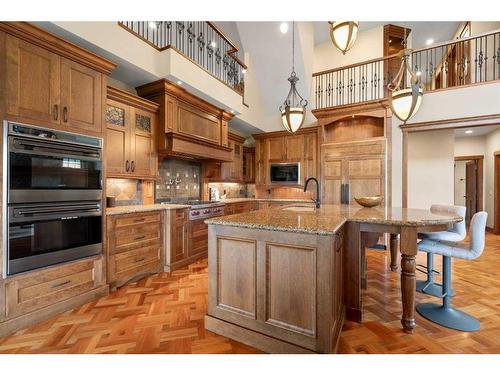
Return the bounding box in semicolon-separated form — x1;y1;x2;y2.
417;204;466;297
416;211;487;332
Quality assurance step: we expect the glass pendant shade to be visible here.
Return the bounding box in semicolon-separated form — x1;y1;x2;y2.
390;86;423;122
388;49;424;123
329;21;359;54
281;106;305;133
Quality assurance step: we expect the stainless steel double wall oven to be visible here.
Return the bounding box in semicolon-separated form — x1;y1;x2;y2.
3;121;103;275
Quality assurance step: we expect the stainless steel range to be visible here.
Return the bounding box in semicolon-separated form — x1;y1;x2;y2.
157;199;225;220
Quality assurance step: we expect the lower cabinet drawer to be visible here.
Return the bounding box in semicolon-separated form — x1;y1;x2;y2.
189;219;208;256
5;257;103;318
114;245;160;276
114;212;161;228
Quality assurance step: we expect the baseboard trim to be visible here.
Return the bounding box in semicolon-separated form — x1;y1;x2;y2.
204;315;315;354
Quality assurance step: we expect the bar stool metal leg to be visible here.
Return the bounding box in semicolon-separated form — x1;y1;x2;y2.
416;256;480;332
416;253;455;297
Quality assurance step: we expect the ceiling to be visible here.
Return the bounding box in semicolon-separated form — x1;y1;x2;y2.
454;125;500;138
313;21;461;49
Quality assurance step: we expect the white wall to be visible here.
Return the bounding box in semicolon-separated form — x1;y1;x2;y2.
407;129;455;209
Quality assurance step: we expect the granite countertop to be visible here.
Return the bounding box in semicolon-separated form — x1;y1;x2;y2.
220;198;313;204
106;203;190;216
205;204;463;236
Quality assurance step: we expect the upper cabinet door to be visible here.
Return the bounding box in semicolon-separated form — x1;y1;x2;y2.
5;35;61;125
60;58;102;133
130;107;156;177
267;137;285;162
105;99;130;176
284;135;303;161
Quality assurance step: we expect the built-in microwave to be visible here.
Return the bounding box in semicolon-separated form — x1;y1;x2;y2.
270;162;300;184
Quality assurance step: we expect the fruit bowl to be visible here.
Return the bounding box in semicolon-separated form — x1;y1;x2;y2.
354;195;383;207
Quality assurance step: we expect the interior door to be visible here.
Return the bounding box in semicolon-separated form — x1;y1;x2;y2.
5;35;61;125
60;58;102;133
105;99;130;175
465;160;478;222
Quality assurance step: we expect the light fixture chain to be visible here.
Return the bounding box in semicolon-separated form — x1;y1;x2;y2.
292;21;295;73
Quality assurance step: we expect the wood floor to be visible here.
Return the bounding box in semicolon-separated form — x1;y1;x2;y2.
1;233;499;354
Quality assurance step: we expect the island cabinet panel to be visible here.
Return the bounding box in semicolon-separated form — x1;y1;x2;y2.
207;225;343;353
217;237;257;318
107;211;162;288
266;244;316;336
0;281;5;321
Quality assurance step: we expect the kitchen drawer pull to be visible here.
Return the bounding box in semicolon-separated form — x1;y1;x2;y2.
131;161;135;172
125;160;130;172
53;104;59;121
51;280;71;289
134;235;146;241
135;257;146;263
133;218;146;222
63;106;68;123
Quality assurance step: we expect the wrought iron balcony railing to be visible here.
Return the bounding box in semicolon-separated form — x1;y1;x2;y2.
119;21;246;96
313;29;500;110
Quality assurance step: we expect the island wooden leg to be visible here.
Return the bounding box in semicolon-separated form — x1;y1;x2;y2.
390;233;399;272
400;227;417;333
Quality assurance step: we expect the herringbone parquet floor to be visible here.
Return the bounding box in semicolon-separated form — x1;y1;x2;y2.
1;233;499;354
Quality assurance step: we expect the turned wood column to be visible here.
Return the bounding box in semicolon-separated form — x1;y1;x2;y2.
390;233;399;272
399;226;417;333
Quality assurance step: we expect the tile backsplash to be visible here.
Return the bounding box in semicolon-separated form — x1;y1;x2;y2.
208;182;254;199
106;178;142;206
156;158;201;200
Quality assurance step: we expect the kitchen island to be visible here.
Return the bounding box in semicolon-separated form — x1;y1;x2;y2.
204;205;462;353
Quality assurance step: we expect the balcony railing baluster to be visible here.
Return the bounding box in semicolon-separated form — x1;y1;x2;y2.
119;21;246;96
313;30;500;110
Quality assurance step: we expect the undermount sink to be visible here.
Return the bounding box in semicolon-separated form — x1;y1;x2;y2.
282;205;316;212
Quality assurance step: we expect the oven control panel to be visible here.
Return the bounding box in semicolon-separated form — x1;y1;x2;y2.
189;205;225;220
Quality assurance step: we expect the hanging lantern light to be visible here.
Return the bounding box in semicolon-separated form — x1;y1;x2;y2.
388;48;424;123
329;21;359;54
279;21;308;133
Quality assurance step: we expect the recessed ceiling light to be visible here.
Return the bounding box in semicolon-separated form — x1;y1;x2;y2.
241;69;247;74
177;80;182;85
426;38;434;46
465;130;473;134
230;109;235;114
416;70;422;76
280;22;288;34
210;41;216;48
148;21;158;30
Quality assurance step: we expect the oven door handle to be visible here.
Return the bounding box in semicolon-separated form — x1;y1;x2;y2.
11;138;101;160
16;203;101;217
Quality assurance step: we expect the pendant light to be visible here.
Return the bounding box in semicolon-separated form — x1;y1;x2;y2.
279;21;308;133
388;30;423;123
329;21;359;54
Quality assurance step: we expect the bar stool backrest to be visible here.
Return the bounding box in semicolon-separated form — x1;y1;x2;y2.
430;204;467;241
469;211;488;260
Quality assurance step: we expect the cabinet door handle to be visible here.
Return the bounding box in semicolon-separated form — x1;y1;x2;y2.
125;160;130;172
53;104;59;121
63;106;68;123
134;235;146;241
131;161;135;172
133;218;145;223
340;184;345;204
135;257;146;263
51;280;71;289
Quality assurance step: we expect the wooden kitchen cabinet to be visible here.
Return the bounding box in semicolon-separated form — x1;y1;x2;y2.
164;208;189;271
243;147;255;182
253;127;318;187
220;132;245;182
107;211;163;288
1;24;115;135
106;86;159;179
4;256;105;319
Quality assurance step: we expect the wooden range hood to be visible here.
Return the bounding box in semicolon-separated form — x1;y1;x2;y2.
136;79;234;162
